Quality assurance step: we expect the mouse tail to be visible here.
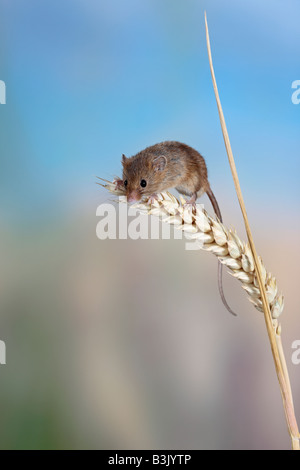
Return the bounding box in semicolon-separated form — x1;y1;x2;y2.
206;187;237;317
217;262;237;316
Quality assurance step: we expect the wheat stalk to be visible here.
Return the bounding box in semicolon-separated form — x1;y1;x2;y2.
99;179;298;448
204;12;299;449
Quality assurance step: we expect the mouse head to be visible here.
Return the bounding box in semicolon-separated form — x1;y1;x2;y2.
121;153;167;202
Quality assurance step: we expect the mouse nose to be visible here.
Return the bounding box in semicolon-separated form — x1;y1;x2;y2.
127;191;140;203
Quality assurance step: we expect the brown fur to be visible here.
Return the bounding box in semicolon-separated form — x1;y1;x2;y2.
122;141;210;201
121;141;236;316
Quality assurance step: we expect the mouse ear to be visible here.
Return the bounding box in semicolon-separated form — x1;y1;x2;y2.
153;155;167;172
122;154;127;166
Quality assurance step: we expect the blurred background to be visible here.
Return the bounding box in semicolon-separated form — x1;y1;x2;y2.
0;0;299;450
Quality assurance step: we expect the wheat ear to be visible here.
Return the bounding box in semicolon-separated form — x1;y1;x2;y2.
100;180;284;321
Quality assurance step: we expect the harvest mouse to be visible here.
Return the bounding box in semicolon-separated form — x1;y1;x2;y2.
118;140;236;317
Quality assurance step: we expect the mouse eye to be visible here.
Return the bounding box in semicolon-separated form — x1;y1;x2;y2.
140;179;147;188
124;180;128;187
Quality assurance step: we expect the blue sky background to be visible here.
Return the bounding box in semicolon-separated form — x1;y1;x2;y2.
0;0;299;222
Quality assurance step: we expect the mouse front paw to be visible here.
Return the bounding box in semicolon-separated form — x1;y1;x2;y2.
113;178;124;190
148;194;159;205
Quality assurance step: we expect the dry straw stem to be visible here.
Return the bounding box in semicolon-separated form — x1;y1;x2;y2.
100;180;296;448
204;12;299;449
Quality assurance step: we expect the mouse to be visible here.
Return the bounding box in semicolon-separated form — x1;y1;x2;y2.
118;140;236;317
